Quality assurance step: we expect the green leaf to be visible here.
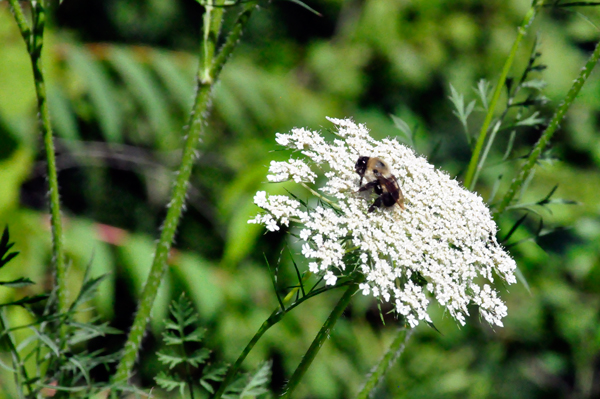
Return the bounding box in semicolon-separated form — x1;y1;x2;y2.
48;85;81;143
0;294;48;308
187;348;211;367
31;327;60;357
68;321;122;345
474;79;492;111
184;327;207;343
516;111;545;127
502;130;517;161
155;371;186;395
67;355;92;386
66;46;123;142
167;293;200;330
69;274;110;313
281;0;322;16
162;330;185;346
0;226;19;269
150;50;195;112
488;174;502;204
521;78;547;91
238;361;272;398
157;350;186;369
448;84;475;144
107;46;175;149
390;114;415;149
200;363;228;393
0;277;33;288
502;213;528;243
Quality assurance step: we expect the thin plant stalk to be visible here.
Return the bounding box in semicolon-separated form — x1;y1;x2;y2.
212;309;285;399
464;0;546;190
280;273;364;399
201;0;225;79
113;3;256;383
356;327;413;399
212;276;354;399
495;39;600;215
8;0;67;316
0;311;32;398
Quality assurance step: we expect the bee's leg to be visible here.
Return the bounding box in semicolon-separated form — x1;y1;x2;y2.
358;180;379;192
368;196;383;213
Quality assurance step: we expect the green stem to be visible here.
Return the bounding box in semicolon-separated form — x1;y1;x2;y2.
464;0;545;190
212;276;353;399
495;39;600;216
200;0;225;81
113;4;256;383
8;0;68;316
280;273;364;399
0;311;32;398
213;310;284;399
300;182;341;209
355;327;413;399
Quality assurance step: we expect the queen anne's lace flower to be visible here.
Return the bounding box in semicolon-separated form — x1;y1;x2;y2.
249;117;517;328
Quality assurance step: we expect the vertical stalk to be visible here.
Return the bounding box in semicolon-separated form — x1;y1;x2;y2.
464;0;545;190
212;310;285;399
200;0;225;80
495;39;600;215
280;274;364;399
0;311;32;398
212;274;347;399
8;0;68;316
356;327;413;399
113;4;256;383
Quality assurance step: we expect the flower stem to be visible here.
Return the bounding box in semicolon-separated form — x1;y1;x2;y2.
8;0;68;317
356;327;413;399
464;0;545;190
495;39;600;215
113;3;256;383
280;273;364;398
300;182;341;210
0;311;33;397
212;309;284;399
212;276;353;399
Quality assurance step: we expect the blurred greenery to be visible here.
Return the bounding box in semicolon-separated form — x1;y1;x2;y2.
1;0;600;397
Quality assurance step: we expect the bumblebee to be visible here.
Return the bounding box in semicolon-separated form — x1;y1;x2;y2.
355;156;405;212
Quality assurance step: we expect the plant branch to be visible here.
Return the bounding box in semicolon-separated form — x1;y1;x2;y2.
113;3;257;383
280;273;364;398
8;0;68;317
0;311;33;397
212;276;353;399
464;0;545;190
495;39;600;215
356;327;413;399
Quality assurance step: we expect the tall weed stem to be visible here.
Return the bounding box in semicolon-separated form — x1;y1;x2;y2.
212;276;354;398
495;39;600;215
8;0;68;318
464;0;545;190
280;273;364;398
114;3;256;382
356;328;413;399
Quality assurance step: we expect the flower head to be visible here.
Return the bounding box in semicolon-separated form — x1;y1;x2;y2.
249;117;517;328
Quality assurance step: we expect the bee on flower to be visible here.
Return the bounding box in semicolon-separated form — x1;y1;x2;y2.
249;117;516;328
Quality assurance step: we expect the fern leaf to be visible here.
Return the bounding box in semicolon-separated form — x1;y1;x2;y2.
157;350;187;369
155;371;187;395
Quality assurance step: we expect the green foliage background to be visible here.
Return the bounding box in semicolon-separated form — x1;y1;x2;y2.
1;0;600;397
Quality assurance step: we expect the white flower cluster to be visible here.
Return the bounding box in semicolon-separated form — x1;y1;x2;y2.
249;118;517;328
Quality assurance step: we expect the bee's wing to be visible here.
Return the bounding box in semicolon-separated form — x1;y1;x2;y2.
385;175;405;209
